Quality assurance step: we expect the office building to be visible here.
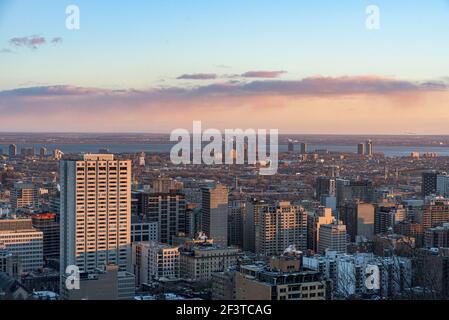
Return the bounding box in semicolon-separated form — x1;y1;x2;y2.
10;183;38;213
60;154;132;276
31;213;59;259
316;177;336;199
228;198;245;248
0;220;43;272
139;191;186;244
201;184;229;247
375;204;406;234
437;173;449;197
424;223;449;248
317;222;348;255
339;202;375;242
300;143;308;154
307;208;335;253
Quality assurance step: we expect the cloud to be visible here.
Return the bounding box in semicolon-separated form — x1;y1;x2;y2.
8;35;63;50
51;37;63;45
241;70;287;78
177;73;217;80
0;48;14;54
0;76;448;132
9;35;46;49
1;76;446;100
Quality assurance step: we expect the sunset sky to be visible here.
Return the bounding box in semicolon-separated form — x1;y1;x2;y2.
1;0;449;133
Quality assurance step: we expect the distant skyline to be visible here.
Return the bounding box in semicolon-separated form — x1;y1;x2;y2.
1;0;449;133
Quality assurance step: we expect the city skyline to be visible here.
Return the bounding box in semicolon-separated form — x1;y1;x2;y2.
1;1;449;133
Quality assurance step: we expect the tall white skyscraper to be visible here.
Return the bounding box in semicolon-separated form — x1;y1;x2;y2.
60;154;132;276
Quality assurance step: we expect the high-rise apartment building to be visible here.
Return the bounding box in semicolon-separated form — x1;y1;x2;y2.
201;184;229;247
8;144;17;157
422;201;449;230
255;201;308;256
365;140;373;157
422;171;438;197
60;154;132;276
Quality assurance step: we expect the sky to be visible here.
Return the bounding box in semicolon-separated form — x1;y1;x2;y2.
1;0;449;133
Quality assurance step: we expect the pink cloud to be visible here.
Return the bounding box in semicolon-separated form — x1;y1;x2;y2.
241;70;287;78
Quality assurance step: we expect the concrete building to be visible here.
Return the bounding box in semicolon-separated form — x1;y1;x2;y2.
211;270;235;300
60;154;132;277
235;260;327;300
201;184;228;248
180;238;239;282
60;264;135;300
132;241;179;286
